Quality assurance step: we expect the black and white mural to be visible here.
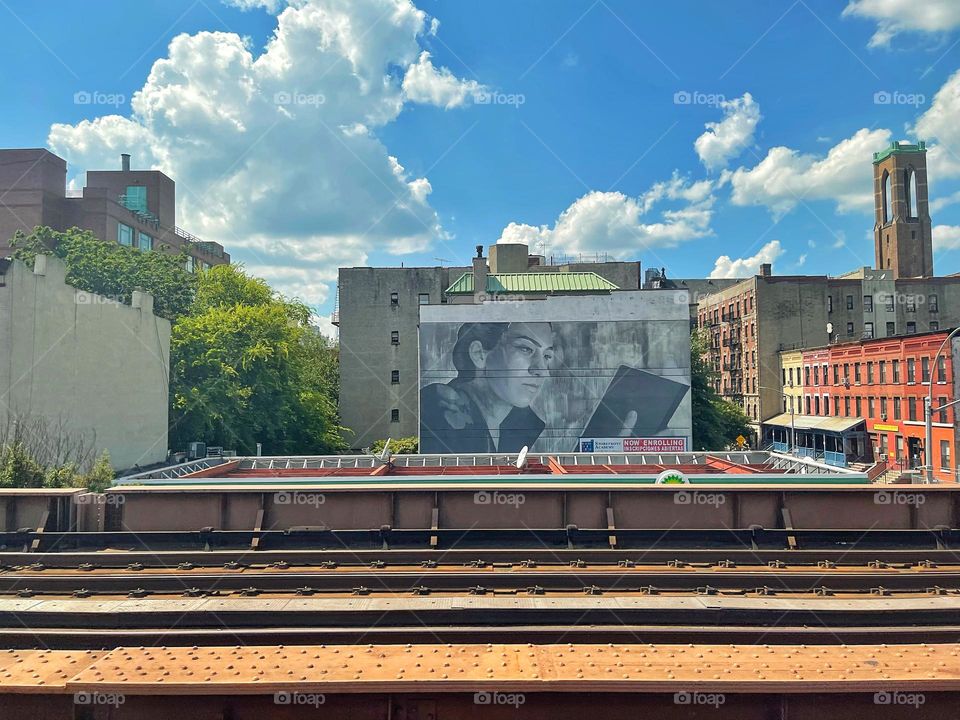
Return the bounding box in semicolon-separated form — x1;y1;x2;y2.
418;292;692;454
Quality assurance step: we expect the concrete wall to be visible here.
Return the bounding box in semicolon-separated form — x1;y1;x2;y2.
0;255;171;470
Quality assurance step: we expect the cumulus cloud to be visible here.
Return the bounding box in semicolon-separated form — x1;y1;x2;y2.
933;225;960;251
708;240;784;279
496;174;716;259
48;0;476;316
402;51;484;108
913;68;960;179
728;127;892;216
694;93;761;171
842;0;960;47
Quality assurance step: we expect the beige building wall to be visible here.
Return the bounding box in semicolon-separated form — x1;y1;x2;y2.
779;350;804;415
0;255;171;470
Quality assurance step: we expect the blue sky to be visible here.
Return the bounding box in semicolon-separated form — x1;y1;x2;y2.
2;0;960;329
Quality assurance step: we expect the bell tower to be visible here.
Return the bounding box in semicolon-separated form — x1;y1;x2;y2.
873;141;933;278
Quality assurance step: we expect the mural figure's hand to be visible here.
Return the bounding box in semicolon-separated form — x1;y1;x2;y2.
617;410;638;438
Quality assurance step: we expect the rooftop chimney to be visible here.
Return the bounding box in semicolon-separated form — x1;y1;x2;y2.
759;263;772;277
121;153;131;172
472;246;488;303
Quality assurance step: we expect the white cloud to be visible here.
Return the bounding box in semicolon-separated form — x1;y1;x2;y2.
913;68;960;179
496;176;716;259
843;0;960;47
708;240;783;279
694;93;761;171
930;189;960;213
48;0;475;313
402;51;484;109
933;224;960;250
728;127;892;216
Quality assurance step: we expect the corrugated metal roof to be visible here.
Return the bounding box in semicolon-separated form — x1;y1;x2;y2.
445;271;618;294
763;412;865;433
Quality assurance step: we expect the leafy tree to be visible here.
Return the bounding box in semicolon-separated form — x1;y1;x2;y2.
690;328;751;450
10;226;196;320
169;265;345;455
371;437;419;455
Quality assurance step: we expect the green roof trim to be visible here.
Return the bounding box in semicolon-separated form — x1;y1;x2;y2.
873;140;926;164
445;271;619;294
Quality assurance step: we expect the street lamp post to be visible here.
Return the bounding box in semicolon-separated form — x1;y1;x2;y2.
925;327;960;483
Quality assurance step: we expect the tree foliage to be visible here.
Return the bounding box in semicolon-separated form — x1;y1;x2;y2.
690;328;752;451
170;264;344;455
370;437;419;455
11;226;196;320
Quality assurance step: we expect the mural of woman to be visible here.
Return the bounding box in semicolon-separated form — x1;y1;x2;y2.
420;322;555;453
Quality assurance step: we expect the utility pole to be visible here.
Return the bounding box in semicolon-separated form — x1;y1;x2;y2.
926;327;960;483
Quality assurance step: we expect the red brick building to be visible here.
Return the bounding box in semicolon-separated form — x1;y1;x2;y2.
799;330;958;481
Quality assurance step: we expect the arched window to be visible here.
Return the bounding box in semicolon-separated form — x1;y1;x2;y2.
882;170;892;223
904;167;918;218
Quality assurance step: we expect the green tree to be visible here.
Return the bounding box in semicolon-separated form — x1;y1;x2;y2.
690;329;751;450
170;265;344;454
371;437;419;455
11;226;196;320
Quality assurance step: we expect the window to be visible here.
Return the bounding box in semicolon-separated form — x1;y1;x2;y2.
930;295;939;313
390;409;399;422
893;397;901;420
184;255;196;273
844;397;851;416
117;223;134;246
906;167;918;218
879;361;886;384
864;322;874;339
892;359;900;384
938;356;947;383
806;396;812;414
827;295;834;313
867;362;874;384
390;292;399;306
942;441;952;472
390;331;399;345
804;366;810;385
123;185;147;213
868;397;875;417
907;358;916;383
931;321;940;331
908;397;917;421
880;397;888;420
391;370;399;384
886;321;896;336
938;397;949;424
906;296;916;313
906;322;916;334
843;363;850;384
855;396;862;417
854;363;861;384
885;294;895;312
922;357;930;383
138;231;153;251
863;295;873;312
882;170;891;223
846;295;854;310
833;365;839;385
418;293;430;305
847;322;854;336
814;396;821;415
813;366;820;386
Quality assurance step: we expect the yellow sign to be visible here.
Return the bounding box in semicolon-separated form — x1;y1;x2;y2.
736;435;747;447
874;423;899;432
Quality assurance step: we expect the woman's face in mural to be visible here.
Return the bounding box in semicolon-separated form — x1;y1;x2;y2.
473;322;555;408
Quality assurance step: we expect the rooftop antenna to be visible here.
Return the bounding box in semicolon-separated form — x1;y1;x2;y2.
434;257;452;267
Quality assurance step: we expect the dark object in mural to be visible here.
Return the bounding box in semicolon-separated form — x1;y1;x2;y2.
582;365;688;438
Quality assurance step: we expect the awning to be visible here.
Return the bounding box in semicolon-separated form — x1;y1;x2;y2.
762;413;866;434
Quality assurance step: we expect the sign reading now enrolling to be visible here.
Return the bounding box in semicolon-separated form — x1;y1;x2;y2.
579;437;688;453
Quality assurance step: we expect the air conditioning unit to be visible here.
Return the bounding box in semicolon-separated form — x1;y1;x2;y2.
187;442;206;460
